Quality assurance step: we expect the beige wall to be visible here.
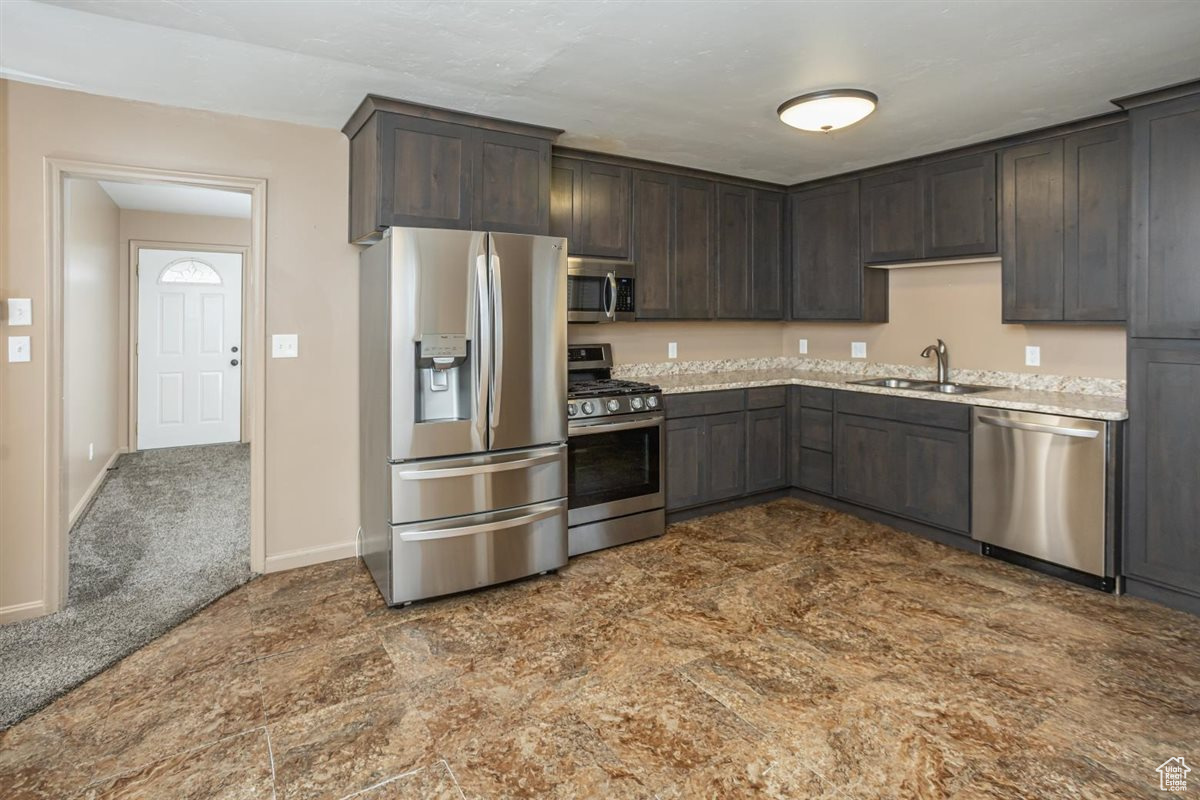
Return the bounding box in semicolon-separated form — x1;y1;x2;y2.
573;262;1126;380
64;179;121;522
117;209;252;447
0;80;360;615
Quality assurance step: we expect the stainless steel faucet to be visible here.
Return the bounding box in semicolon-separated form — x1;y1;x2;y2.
921;339;950;384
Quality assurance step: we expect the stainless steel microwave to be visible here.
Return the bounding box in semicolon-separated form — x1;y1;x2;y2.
567;259;635;322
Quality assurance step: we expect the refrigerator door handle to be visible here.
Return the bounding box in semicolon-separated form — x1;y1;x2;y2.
395;450;561;480
489;244;504;432
475;248;490;445
397;503;561;542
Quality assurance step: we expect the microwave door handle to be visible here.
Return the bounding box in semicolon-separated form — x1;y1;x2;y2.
604;272;617;319
475;248;490;445
489;246;503;432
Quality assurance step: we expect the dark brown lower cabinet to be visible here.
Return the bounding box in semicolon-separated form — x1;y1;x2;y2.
1125;340;1200;604
789;386;834;495
746;407;788;493
834;414;895;512
706;412;747;501
665;409;746;510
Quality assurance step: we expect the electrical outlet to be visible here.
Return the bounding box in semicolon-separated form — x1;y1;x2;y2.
6;298;32;327
7;336;30;363
272;334;299;359
667;342;677;359
797;338;808;355
88;443;94;462
1025;345;1041;367
851;341;867;359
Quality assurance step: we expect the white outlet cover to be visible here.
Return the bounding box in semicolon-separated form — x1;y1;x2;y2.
1025;345;1041;367
6;298;32;327
7;335;30;363
797;338;808;355
667;342;677;359
851;341;867;359
272;334;299;358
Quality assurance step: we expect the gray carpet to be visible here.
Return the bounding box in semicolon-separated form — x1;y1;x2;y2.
0;443;252;729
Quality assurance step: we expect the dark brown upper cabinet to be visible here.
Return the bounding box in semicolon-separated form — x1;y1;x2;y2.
861;153;997;264
790;180;887;321
1002;123;1128;323
1127;91;1200;339
632;170;715;319
549;157;631;258
343;96;560;244
715;185;785;319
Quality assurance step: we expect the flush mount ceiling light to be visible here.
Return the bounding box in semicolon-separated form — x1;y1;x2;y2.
777;89;878;133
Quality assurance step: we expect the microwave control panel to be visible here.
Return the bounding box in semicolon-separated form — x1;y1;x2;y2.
614;277;635;312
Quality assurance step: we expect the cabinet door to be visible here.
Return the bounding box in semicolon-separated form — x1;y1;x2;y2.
1064;124;1128;322
861;169;923;263
1130;96;1200;338
1002;139;1065;321
924;152;998;259
578;162;632;258
893;423;970;533
835;414;896;512
549;157;580;243
674;177;716;319
791;181;885;320
665;416;706;510
1126;341;1200;593
705;411;747;501
751;190;785;319
473;129;550;234
377;114;473;230
716;184;752;318
746;407;787;493
633;170;675;319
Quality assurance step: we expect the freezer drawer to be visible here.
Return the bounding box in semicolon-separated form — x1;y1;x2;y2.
971;408;1111;577
389;445;566;524
388;498;567;604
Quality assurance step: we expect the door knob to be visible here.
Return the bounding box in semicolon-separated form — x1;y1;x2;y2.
231;345;239;353
231;359;240;366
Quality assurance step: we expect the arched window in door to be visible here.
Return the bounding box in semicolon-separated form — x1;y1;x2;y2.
159;258;222;285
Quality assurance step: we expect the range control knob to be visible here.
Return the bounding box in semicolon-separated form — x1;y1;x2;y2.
606;399;620;412
646;395;659;408
630;397;644;410
567;403;577;417
581;400;595;415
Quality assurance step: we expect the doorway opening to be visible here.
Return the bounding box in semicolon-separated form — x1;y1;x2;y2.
0;161;266;728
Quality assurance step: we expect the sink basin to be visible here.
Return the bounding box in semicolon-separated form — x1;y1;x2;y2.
919;382;996;395
850;377;935;390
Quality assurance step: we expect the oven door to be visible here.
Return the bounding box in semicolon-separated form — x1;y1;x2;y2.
567;412;664;526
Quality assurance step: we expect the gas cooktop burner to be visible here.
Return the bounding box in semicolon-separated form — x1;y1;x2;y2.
568;378;658;399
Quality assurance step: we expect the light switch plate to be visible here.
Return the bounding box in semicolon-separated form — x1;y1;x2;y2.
851;341;867;359
272;334;299;359
1025;345;1041;367
667;342;677;359
797;338;808;355
6;298;32;327
8;336;31;363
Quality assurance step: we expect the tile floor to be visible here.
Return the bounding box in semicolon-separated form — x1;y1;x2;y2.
2;499;1198;799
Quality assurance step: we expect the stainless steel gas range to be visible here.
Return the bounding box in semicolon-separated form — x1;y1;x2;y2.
566;344;665;556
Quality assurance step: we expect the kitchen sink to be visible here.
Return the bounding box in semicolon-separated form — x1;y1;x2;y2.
850;377;935;389
920;382;996;395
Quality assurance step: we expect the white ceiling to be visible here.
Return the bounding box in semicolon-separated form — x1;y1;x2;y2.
4;0;1200;183
97;180;252;218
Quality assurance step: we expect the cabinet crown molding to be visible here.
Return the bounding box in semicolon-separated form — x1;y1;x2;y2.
342;94;563;140
1112;78;1200;110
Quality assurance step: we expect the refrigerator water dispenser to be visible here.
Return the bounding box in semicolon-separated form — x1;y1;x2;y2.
415;335;471;422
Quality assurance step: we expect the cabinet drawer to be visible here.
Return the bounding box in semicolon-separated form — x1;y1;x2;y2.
747;386;787;409
835;391;969;431
799;408;833;452
664;390;745;419
799;386;834;410
796;448;833;495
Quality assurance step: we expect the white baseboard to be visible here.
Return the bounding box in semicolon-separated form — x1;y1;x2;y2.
0;600;48;624
263;540;358;574
68;449;124;528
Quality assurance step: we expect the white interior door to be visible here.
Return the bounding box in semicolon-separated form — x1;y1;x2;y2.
137;248;242;450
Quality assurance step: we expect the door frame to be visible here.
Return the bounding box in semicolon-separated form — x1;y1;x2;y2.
129;241;251;451
44;158;268;614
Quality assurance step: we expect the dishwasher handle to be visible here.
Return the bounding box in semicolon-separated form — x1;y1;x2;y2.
977;414;1099;439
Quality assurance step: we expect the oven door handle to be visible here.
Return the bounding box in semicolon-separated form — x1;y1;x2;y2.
569;415;664;436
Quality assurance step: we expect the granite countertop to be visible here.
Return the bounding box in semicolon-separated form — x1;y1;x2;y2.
640;365;1128;421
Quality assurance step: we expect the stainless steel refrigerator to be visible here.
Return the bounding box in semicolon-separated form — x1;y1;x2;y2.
359;227;568;605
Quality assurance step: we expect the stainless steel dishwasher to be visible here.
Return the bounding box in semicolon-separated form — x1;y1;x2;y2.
971;408;1119;591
